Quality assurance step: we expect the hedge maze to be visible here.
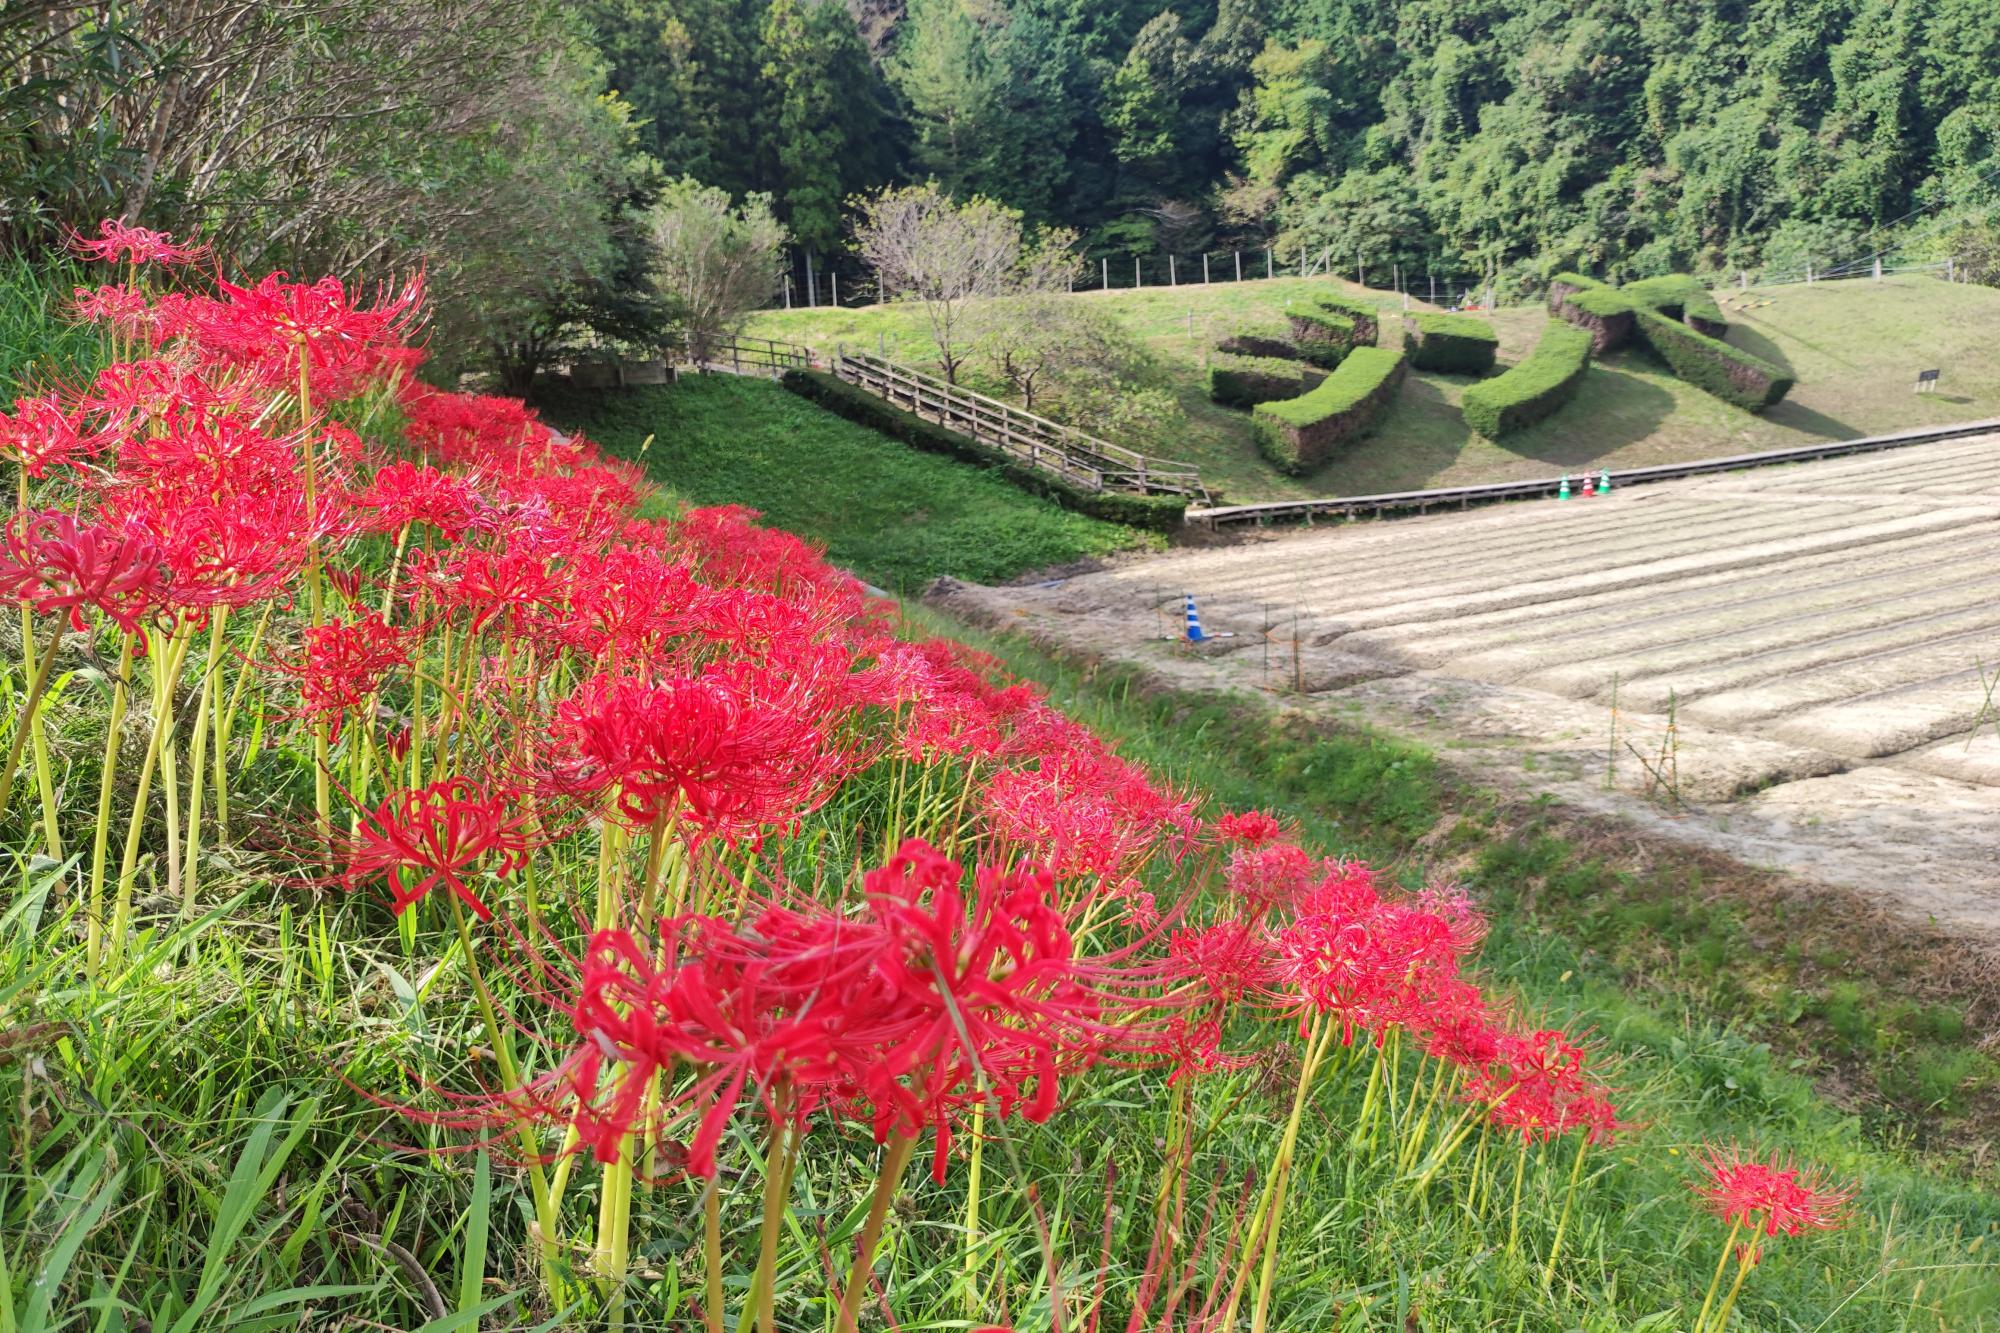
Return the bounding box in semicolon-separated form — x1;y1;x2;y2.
1461;322;1593;439
1548;271;1792;412
1402;312;1499;374
1252;345;1408;475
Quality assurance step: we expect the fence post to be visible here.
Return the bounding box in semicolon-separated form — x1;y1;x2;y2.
1266;248;1273;279
1873;255;1882;282
1299;246;1306;277
784;274;792;309
1170;255;1177;285
1429;272;1436;303
1135;256;1142;288
1807;263;1814;284
1102;257;1109;290
1235;251;1242;282
1357;251;1363;285
1203;253;1210;283
1948;255;1956;282
1739;271;1748;290
831;272;838;305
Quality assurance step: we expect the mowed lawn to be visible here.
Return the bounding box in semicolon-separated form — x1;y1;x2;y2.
532;374;1153;591
748;273;2000;503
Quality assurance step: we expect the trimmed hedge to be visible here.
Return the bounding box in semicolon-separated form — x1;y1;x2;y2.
1630;309;1793;411
1208;353;1323;408
1251;345;1406;475
1309;291;1381;345
780;369;1188;530
1402;312;1498;374
1216;329;1301;360
1555;286;1636;353
1546;271;1609;312
1460;322;1593;439
1285;307;1358;368
1624;274;1728;338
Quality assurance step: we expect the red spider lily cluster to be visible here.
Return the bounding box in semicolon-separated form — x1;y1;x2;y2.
0;223;1863;1328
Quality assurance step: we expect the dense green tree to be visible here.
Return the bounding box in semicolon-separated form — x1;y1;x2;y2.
761;0;898;256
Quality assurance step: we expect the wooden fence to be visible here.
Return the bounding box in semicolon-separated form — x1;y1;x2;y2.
829;349;1208;501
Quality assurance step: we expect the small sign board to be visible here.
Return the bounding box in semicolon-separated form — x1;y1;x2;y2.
1916;368;1940;393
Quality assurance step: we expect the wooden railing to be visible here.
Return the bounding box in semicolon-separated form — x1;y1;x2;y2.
829;348;1207;500
670;332;814;376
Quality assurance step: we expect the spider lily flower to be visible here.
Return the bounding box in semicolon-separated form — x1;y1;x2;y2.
343;777;535;919
69;218;209;267
0;511;164;634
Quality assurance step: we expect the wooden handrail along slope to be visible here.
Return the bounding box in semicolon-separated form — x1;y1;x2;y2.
830;348;1209;502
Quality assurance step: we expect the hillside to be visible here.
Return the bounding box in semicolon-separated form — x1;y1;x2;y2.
532;374;1152;589
748;273;2000;502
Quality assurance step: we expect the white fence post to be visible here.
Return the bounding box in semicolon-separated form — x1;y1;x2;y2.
1203;253;1210;283
784;274;792;309
1135;256;1142;288
1235;251;1242;281
1102;257;1109;289
1429;273;1435;303
831;272;838;305
1170;254;1177;285
1873;255;1882;281
1266;248;1273;279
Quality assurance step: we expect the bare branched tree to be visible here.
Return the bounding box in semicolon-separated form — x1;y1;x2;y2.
853;182;1078;382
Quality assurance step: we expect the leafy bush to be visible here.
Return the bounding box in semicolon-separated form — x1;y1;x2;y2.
1624;274;1728;337
1631;309;1793;411
1401;311;1498;374
1251;345;1407;474
1208;353;1321;408
1461;322;1593;438
1284;307;1358;368
779;369;1188;530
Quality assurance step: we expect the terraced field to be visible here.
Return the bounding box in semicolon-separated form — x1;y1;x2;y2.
939;433;2000;937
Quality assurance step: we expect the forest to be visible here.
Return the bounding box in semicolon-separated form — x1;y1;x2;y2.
9;1;2000;369
591;0;2000;289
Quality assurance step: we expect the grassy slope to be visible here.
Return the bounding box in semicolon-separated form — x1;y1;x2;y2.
533;374;1152;592
748;274;2000;503
914;602;2000;1329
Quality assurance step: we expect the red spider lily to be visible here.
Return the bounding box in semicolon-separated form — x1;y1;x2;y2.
352;461;482;540
1465;1028;1624;1144
1166;919;1276;1005
70;218;209;266
0;394;112;478
1154;1012;1254;1084
194;272;425;400
1224;842;1317;916
1214;809;1287;847
1691;1146;1857;1243
549;663;864;843
273;613;409;740
343;777;534;919
0;511;163;633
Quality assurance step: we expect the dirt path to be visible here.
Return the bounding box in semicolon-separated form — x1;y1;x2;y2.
932;433;2000;942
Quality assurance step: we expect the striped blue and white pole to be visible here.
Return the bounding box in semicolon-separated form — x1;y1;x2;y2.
1184;594;1206;642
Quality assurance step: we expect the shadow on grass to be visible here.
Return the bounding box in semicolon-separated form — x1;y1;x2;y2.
1727;322;1798;375
1495;363;1679;467
1759;397;1863;439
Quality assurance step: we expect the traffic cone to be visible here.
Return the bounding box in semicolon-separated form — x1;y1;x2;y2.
1581;470;1597;497
1184;594;1207;643
1599;468;1612;495
1558;474;1571;501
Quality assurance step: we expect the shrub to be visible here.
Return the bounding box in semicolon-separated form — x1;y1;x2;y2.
1285;307;1358;368
1216;329;1301;360
781;368;1188;529
1461;322;1593;438
1548;277;1637;353
1251;345;1407;475
1309;291;1381;345
1402;312;1498;374
1208;353;1322;408
1546;271;1610;312
1624;274;1728;337
1631;309;1793;411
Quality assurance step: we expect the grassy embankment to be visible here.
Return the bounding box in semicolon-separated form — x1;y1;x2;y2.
749;273;2000;503
533;375;1152;592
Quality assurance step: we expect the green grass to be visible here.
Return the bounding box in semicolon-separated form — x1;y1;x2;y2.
532;374;1152;592
905;603;2000;1328
0;253;104;399
748;273;2000;503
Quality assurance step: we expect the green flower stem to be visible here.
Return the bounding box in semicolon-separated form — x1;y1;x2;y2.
0;613;67;823
1541;1130;1591;1288
835;1133;917;1333
1693;1217;1745;1333
85;633;135;977
180;608;228;912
